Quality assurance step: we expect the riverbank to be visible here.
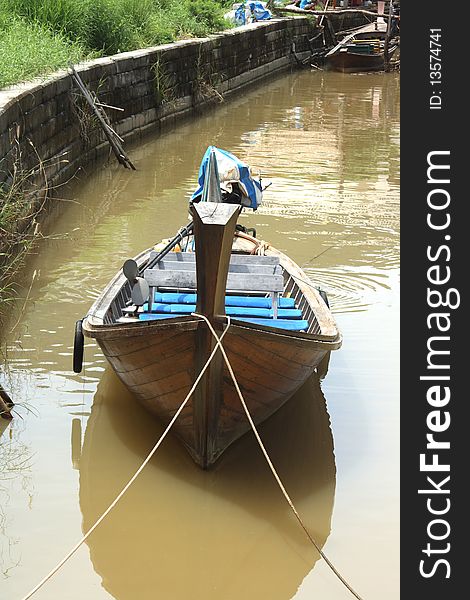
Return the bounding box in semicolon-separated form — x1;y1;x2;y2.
0;1;230;310
0;17;317;320
0;6;375;320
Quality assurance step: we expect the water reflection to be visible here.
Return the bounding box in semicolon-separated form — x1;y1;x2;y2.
79;370;335;599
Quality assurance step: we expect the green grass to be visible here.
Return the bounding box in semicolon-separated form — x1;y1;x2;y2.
0;14;86;88
0;0;231;89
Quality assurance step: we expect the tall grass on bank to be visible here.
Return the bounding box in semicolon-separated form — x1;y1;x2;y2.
0;0;230;88
0;14;86;88
0;140;46;309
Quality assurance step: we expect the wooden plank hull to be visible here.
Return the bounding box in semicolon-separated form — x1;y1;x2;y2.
324;20;398;73
94;319;330;467
326;51;386;73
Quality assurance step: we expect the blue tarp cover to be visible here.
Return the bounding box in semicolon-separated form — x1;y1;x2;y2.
190;145;263;209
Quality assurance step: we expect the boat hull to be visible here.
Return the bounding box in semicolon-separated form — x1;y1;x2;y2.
326;51;386;73
90;317;332;467
325;20;398;73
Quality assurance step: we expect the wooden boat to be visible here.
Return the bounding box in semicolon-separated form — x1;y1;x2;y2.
78;148;342;468
325;21;398;73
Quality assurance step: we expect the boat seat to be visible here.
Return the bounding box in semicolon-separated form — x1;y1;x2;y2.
143;252;284;317
132;252;309;331
122;293;297;314
138;313;309;332
148;251;280;268
152;292;296;309
137;302;302;319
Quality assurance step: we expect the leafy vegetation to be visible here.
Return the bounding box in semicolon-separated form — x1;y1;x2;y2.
0;0;230;89
0;13;86;88
0;0;231;311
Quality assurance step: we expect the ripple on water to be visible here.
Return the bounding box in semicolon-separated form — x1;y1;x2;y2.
307;266;393;313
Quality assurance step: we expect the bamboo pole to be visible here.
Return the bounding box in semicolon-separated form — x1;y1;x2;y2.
317;0;331;47
384;0;393;71
318;0;330;27
70;66;136;170
278;7;391;18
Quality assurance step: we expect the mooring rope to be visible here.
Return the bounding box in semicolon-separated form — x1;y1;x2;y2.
193;313;365;600
21;319;232;600
23;312;363;600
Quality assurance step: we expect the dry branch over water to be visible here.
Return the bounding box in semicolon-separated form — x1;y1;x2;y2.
0;132;52;318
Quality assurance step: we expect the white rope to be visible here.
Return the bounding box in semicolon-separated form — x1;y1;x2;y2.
21;318;232;600
193;313;365;600
23;311;363;600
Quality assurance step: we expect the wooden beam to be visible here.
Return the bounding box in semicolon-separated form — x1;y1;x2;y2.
191;201;241;468
156;261;281;274
191;203;242;319
277;7;390;18
150;251;280;266
145;269;284;289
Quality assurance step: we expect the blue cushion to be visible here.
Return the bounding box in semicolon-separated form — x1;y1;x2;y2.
139;313;183;321
153;292;295;309
143;302;302;319
138;313;308;331
234;318;309;331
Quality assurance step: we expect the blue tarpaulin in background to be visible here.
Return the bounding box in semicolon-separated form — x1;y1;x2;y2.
235;2;272;26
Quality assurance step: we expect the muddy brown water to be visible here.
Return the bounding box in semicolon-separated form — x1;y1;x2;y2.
1;69;399;599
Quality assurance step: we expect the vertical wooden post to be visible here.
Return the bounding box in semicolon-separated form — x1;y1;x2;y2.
384;0;393;71
191;202;241;468
192;202;240;319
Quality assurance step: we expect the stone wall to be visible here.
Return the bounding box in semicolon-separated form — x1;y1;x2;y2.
0;18;315;196
328;10;372;32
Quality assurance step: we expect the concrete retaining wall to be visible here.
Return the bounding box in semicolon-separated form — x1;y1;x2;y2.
328;10;372;32
0;18;315;196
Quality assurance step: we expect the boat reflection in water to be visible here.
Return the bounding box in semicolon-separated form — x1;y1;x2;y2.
78;367;336;600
